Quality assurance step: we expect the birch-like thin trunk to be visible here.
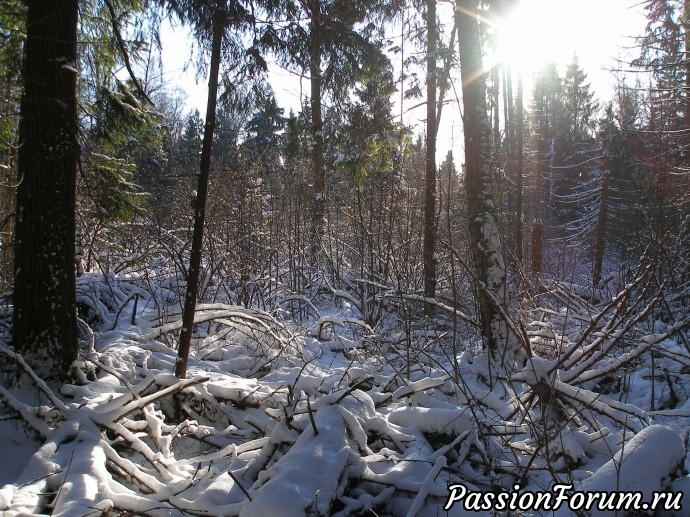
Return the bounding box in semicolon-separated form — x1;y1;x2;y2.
456;0;514;366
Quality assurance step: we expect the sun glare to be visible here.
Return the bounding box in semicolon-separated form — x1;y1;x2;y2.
495;0;605;80
495;0;643;81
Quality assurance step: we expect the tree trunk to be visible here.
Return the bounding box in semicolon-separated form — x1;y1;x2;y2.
309;0;326;267
531;218;543;277
531;99;544;277
13;0;79;383
685;0;690;125
515;72;524;263
176;10;225;379
492;65;501;154
1;75;16;292
503;67;511;145
592;168;610;287
423;0;437;310
456;0;513;365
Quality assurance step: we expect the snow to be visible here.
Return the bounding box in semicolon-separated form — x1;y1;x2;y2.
1;272;690;516
555;425;685;517
388;406;475;436
240;405;350;516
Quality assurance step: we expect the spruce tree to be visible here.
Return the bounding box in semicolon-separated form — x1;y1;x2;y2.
258;0;403;267
13;0;79;383
0;0;23;291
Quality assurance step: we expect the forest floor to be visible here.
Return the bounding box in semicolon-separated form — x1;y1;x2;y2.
0;270;689;516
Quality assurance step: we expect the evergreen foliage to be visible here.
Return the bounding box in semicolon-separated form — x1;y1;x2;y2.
4;2;690;514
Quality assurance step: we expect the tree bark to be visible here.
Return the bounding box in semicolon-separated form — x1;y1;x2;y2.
456;0;513;365
592;167;610;287
176;10;225;379
685;0;690;126
515;72;524;263
531;218;543;277
1;75;17;292
13;0;79;383
309;0;326;267
531;96;544;277
423;0;437;310
492;65;500;154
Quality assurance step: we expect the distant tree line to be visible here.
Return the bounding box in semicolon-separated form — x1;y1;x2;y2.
1;0;689;383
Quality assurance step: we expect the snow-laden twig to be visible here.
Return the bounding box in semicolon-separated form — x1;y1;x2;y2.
551;380;650;432
405;455;446;517
552;271;650;370
568;317;690;384
0;385;53;437
92;374;208;422
241;404;350;516
0;344;69;413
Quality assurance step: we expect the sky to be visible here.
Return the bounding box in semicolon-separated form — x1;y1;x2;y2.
436;0;649;159
494;0;647;85
160;0;650;160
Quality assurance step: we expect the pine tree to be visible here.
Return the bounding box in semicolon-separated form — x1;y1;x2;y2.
86;83;163;222
528;59;599;275
563;57;597;143
73;0;169;275
335;72;407;324
338;71;401;184
234;94;286;306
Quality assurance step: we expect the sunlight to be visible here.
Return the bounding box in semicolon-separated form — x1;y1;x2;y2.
493;0;642;85
495;0;589;78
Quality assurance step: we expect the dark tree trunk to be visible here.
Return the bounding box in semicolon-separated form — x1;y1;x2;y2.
531;102;544;277
685;0;690;126
13;0;79;383
592;168;610;287
176;10;225;379
456;1;513;365
531;218;543;277
423;0;437;309
1;76;17;292
309;0;326;266
492;66;500;154
515;72;524;263
503;67;511;144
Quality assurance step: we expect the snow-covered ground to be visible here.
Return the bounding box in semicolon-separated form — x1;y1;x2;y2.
0;271;688;516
